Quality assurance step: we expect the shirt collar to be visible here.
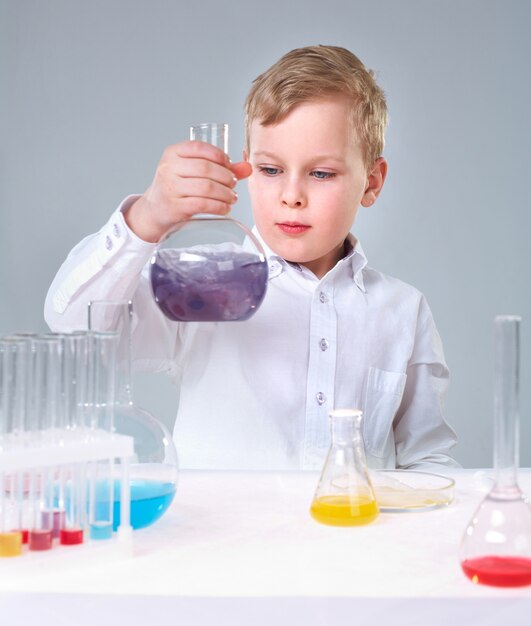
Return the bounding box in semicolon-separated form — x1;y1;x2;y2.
251;227;368;291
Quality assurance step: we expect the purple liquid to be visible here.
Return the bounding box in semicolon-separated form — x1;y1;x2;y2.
150;248;268;322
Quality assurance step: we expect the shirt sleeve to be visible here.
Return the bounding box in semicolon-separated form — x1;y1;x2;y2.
43;195;180;374
393;295;460;469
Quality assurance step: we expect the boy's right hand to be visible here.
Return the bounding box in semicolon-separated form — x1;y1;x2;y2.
124;141;252;243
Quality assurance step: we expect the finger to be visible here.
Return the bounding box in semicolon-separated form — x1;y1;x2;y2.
175;197;232;219
175;177;238;205
173;158;237;188
230;161;253;180
165;141;230;167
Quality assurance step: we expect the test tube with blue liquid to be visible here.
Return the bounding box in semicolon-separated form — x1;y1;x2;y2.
87;331;118;541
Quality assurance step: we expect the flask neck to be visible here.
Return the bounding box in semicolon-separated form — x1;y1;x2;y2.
493;316;521;491
330;413;362;447
88;301;134;406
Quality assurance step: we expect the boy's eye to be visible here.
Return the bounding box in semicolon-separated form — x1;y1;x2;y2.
311;170;336;180
258;166;281;176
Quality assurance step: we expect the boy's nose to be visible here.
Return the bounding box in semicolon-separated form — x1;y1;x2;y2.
281;181;306;208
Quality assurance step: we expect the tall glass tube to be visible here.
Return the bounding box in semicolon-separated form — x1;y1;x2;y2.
40;332;90;543
0;337;28;447
87;331;117;540
0;338;27;556
460;315;531;586
493;316;520;491
24;336;62;551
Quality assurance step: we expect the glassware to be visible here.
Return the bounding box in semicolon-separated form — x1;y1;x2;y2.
24;336;62;550
88;300;179;530
371;469;454;512
87;330;118;541
310;409;379;526
0;337;28;556
0;337;28;448
149;122;268;322
460;315;531;587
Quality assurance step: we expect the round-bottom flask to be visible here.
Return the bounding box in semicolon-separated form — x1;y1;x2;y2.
460;316;531;586
88;300;179;530
310;409;379;526
149;123;268;323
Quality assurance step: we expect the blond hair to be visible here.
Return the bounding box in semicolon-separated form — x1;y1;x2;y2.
244;45;388;167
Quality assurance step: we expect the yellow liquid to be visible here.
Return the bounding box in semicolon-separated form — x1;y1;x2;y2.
310;495;379;526
0;531;23;557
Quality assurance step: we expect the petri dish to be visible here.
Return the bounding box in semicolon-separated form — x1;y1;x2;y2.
371;470;454;512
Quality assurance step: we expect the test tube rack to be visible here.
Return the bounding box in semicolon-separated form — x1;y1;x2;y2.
0;428;134;557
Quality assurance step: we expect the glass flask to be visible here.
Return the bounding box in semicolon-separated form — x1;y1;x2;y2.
149;122;268;322
310;409;379;526
88;300;179;530
460;315;531;587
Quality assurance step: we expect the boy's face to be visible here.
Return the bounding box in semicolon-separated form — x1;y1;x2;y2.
246;98;386;278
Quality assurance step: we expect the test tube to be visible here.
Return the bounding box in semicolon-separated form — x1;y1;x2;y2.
87;331;117;540
26;336;62;551
41;332;90;541
60;462;85;545
0;471;22;557
0;337;28;445
60;332;91;545
0;337;28;554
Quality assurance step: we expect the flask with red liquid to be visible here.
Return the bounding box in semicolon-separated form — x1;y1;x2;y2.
460;315;531;587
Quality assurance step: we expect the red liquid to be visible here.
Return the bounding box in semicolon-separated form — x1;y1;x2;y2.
28;529;53;551
59;528;84;545
461;556;531;587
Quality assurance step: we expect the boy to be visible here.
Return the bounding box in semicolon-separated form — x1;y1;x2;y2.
45;45;459;470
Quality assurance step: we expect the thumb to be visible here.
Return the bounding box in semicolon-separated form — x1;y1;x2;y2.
230;161;253;180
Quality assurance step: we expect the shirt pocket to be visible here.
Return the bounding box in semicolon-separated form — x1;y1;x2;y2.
362;367;407;458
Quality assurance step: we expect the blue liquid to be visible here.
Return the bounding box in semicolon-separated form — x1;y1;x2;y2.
90;521;113;540
113;480;176;531
59;480;176;532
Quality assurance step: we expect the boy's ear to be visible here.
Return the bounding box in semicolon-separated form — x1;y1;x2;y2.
361;157;387;207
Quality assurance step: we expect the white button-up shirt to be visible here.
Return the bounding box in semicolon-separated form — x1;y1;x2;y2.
44;196;459;471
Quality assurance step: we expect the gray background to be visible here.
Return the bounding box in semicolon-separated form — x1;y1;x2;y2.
1;0;530;468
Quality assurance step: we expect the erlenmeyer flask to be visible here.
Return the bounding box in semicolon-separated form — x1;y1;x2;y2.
88;300;179;530
149;122;268;322
310;409;379;526
460;315;531;587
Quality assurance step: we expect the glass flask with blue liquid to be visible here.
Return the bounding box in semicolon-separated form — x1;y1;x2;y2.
88;300;179;530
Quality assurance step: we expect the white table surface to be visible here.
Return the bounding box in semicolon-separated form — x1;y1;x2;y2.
1;468;531;625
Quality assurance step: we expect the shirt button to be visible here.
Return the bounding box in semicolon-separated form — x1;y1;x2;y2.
319;292;328;304
319;338;329;351
112;223;121;238
315;392;326;405
268;260;281;276
105;236;113;251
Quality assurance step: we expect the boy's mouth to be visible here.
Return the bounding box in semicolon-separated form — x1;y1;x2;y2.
276;222;310;234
